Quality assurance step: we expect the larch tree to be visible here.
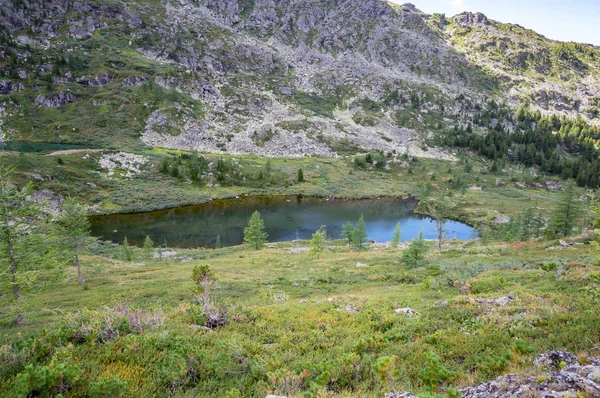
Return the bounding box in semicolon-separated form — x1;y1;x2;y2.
341;221;355;248
431;192;449;251
120;237;133;261
549;180;581;237
243;211;268;250
391;222;402;249
352;215;368;251
143;235;154;262
0;167;45;326
309;226;327;259
56;197;90;284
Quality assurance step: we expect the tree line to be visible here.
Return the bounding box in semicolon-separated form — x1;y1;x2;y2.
438;106;600;188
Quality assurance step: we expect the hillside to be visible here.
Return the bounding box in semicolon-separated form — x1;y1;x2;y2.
0;0;599;158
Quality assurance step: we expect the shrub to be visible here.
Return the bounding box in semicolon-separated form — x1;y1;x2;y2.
418;352;456;392
16;360;83;397
401;233;429;268
90;376;128;397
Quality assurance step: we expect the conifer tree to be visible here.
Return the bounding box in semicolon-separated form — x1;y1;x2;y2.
549;180;581;237
391;222;402;249
401;232;429;269
143;235;154;262
341;221;355;248
120;237;132;261
215;234;222;249
297;168;304;183
352;215;368;251
0;167;45;326
244;211;268;250
56;198;90;283
432;193;449;251
309;226;327;259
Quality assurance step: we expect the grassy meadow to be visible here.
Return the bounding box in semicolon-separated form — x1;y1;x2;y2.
1;237;599;397
1;148;598;397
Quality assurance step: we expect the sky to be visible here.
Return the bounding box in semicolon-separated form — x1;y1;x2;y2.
389;0;600;46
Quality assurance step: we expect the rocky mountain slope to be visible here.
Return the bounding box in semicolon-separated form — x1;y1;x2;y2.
0;0;598;156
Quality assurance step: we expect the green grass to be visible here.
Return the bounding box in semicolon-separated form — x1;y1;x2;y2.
1;238;598;397
0;150;570;226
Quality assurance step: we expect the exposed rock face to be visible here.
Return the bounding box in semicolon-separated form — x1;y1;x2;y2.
29;189;64;215
0;0;598;156
122;76;148;87
33;92;77;108
99;152;147;178
454;12;489;27
0;80;15;95
77;73;111;87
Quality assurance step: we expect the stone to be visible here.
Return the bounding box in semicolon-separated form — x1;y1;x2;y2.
34;92;76;108
122;76;148;86
395;307;420;316
535;351;579;370
356;262;369;267
386;393;418;398
0;80;15;95
343;305;359;312
77;73;112;87
462;351;600;398
474;295;514;306
546;181;563;191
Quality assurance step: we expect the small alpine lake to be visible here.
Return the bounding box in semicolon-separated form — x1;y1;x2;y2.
90;196;476;248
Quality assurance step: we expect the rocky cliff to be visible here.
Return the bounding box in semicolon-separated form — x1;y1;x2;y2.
0;0;598;156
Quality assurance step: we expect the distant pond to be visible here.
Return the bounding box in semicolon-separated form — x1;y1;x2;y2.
90;196;475;248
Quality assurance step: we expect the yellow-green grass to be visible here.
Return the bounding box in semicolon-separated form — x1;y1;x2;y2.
1;238;598;397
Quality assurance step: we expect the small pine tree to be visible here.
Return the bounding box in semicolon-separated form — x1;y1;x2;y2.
143;235;154;262
57;157;64;165
391;222;402;249
243;211;268;250
341;221;355;247
401;232;429;269
309;226;327;259
352;215;369;251
215;234;222;249
297;168;304;183
120;237;132;261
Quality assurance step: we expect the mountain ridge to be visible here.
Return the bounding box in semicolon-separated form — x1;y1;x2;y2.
0;0;598;158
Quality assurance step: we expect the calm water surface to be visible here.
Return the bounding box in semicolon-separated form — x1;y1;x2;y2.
90;196;475;248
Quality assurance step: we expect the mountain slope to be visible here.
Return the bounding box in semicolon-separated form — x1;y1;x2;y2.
0;0;598;157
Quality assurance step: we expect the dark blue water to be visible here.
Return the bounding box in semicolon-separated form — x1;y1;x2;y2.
90;196;475;248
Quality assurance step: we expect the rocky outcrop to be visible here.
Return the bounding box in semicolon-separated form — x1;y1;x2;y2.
454;12;490;27
122;76;148;87
33;92;76;108
0;80;16;95
29;189;64;215
461;351;600;398
77;74;112;87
